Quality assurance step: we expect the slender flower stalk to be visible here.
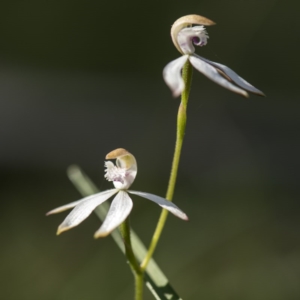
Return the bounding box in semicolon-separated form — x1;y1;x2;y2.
141;60;193;271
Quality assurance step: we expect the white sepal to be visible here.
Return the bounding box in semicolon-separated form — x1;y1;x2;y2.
195;54;265;96
163;55;189;97
94;191;133;238
128;190;188;220
46;199;85;215
189;55;249;97
56;189;118;235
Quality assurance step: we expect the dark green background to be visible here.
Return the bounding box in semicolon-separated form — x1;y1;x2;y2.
1;0;299;299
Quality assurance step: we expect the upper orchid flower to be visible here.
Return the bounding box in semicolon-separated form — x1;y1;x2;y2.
47;148;188;238
163;14;265;98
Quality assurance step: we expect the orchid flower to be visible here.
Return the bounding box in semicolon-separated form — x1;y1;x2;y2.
47;148;188;238
163;14;265;98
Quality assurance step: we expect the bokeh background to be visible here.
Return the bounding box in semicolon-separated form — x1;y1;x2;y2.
1;0;299;299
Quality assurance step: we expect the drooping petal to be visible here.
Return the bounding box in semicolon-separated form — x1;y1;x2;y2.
189;55;249;98
163;55;189;97
56;189;118;235
94;191;133;238
196;54;265;96
128;190;188;220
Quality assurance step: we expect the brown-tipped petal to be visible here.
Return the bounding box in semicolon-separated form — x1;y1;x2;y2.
189;55;249;98
128;190;189;221
57;226;70;235
56;189;118;234
171;14;216;54
94;191;133;238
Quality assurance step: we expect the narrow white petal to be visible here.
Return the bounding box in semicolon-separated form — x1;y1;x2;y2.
189;55;249;98
196;54;265;96
94;191;133;238
46;199;85;215
56;189;118;234
163;55;189;97
128;190;188;220
47;189;117;216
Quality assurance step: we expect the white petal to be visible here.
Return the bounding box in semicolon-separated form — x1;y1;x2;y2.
94;191;133;238
189;55;249;98
128;190;188;220
46;199;85;215
47;189;117;216
56;189;118;235
196;54;265;96
163;55;189;97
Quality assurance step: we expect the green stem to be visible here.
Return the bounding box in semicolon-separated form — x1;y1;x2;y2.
134;273;144;300
119;217;144;300
141;60;193;271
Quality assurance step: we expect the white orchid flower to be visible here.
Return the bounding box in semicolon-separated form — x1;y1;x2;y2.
47;148;188;238
163;14;265;98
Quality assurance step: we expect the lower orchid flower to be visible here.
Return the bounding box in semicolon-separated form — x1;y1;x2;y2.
163;14;265;98
47;148;188;238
